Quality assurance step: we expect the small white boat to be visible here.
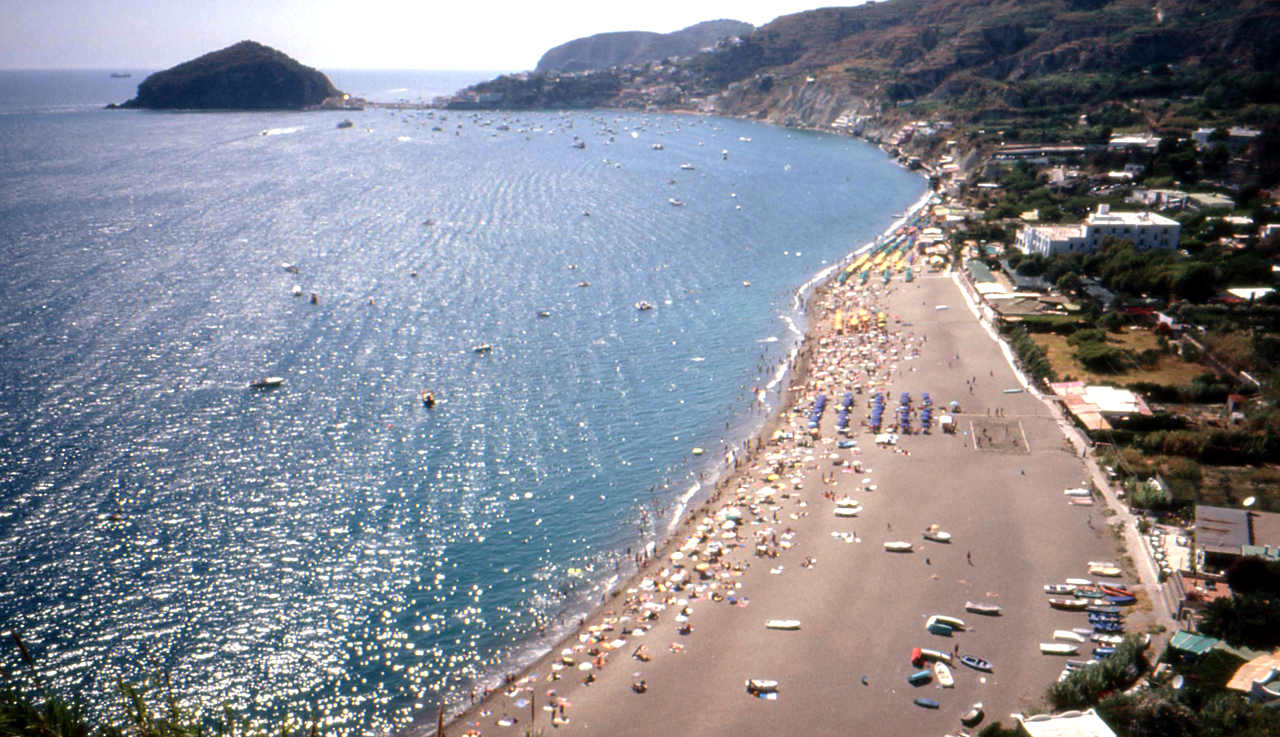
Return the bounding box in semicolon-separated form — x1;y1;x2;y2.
1064;577;1093;587
472;343;493;354
833;498;862;517
1054;630;1086;643
1090;565;1123;578
1040;642;1080;656
248;376;284;390
922;524;952;543
964;601;1002;616
651;143;664;150
679;162;695;170
290;284;303;296
934;661;954;688
280;262;299;273
927;615;967;631
764;619;801;631
883;541;913;553
1049;598;1090;610
917;647;953;665
1064;487;1091;497
1044;583;1076;595
745;679;778;693
635;301;654;311
668;198;685;207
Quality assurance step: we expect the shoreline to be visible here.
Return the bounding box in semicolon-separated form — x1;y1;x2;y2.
435;186;937;736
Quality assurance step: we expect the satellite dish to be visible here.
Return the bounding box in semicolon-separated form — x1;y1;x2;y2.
1243;496;1257;507
1172;674;1185;690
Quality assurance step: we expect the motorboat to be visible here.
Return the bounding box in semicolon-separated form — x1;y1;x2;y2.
337;119;354;129
907;669;932;685
651;143;664;150
1044;584;1076;595
934;661;954;688
1053;630;1086;643
1049;598;1090;610
291;284;303;296
964;601;1002;616
914;697;939;709
1040;642;1080;656
745;679;778;694
679;162;695;170
913;647;952;665
420;390;436;408
883;541;913;553
927;615;966;631
1090;565;1123;578
922;524;952;543
961;703;985;727
764;619;800;630
834;498;862;517
635;301;654;311
248;376;284;390
959;655;993;672
668;198;685;207
472;343;493;354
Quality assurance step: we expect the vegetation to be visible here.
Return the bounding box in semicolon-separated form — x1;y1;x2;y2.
2;634;319;737
1002;323;1055;382
1047;634;1148;710
1198;558;1280;650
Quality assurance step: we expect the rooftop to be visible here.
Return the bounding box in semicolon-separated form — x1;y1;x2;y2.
1016;708;1118;737
1086;205;1179;227
1226;650;1280;694
1169;630;1221;657
1195;505;1251;554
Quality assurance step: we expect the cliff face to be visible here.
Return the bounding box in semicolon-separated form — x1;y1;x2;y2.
535;19;754;74
117;41;341;110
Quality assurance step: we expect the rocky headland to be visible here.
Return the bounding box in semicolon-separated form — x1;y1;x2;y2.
112;40;347;111
535;19;754;74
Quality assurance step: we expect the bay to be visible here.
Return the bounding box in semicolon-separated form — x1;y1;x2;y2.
0;70;925;734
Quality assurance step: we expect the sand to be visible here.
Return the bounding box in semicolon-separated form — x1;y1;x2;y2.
440;241;1129;737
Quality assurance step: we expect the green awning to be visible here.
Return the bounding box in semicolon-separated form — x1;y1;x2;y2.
1170;630;1220;656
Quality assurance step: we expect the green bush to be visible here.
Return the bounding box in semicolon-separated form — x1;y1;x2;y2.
1048;634;1148;710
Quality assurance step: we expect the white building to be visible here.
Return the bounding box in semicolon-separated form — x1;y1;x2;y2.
1017;205;1180;257
1016;709;1118;737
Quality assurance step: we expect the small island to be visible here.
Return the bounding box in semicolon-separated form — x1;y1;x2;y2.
111;40;350;111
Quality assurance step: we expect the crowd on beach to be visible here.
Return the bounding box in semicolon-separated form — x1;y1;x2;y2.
448;209;953;735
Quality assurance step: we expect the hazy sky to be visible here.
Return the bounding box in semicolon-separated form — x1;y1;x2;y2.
1;0;859;71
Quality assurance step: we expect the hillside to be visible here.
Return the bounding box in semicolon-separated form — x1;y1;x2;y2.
535;19;754;74
455;0;1280;136
116;40;342;110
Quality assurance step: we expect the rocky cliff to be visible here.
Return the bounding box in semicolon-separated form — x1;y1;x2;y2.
115;41;342;110
535;19;754;74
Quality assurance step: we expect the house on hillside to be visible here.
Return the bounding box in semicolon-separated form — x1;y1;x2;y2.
1016;205;1180;257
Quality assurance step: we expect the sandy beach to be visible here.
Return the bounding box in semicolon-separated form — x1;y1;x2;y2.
441;211;1131;737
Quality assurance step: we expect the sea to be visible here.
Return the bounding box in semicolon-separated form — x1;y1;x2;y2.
0;69;925;734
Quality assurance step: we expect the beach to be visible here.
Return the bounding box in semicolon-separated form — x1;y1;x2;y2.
440;206;1133;737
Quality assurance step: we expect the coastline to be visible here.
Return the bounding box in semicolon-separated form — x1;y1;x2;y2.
435;184;937;735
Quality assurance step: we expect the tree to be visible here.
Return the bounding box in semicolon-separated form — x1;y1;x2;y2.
1056;271;1083;295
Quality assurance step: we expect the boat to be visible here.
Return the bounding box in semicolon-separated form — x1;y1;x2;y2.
668;198;685;207
926;615;967;631
635;301;654;311
571;140;585;149
109;72;131;78
913;697;939;709
537;310;552;318
651;143;664;150
679;163;695;170
964;601;1002;616
1086;604;1122;614
764;619;800;631
961;703;985;727
1053;630;1087;643
291;284;303;296
1099;583;1133;597
1049;598;1089;610
934;661;954;688
1092;646;1116;658
907;669;932;686
420;390;436;408
1040;642;1080;656
248;376;284;390
1092;633;1123;645
1064;577;1093;587
745;679;778;694
922;524;952;543
1074;588;1106;599
915;647;953;665
336;119;354;129
833;498;862;517
1090;565;1123;578
1043;584;1077;595
1105;594;1137;605
959;655;992;672
472;343;493;354
576;281;590;288
280;262;299;273
883;541;913;553
928;620;953;636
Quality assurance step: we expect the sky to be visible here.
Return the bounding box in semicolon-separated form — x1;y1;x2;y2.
0;0;861;72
